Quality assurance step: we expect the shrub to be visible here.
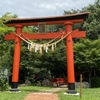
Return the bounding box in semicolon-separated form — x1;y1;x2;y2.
91;76;100;88
0;78;9;91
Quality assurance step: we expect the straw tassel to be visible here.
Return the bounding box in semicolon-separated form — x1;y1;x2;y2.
29;45;33;51
51;44;54;52
46;46;48;53
31;43;35;50
43;44;46;50
35;44;39;52
39;45;43;54
28;44;31;50
55;43;56;48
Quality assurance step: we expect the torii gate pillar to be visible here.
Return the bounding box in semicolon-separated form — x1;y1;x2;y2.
65;22;76;94
10;25;23;91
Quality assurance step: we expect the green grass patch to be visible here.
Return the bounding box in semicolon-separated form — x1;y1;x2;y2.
0;86;52;100
58;88;100;100
0;86;100;100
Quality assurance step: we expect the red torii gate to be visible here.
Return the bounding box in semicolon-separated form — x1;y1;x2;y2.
4;12;89;94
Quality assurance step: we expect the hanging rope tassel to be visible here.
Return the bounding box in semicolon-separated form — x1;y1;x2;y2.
35;44;39;52
51;44;54;52
28;44;31;50
43;44;46;50
29;43;35;52
55;43;56;48
39;45;43;54
31;43;35;51
45;46;49;53
29;44;33;51
15;31;72;53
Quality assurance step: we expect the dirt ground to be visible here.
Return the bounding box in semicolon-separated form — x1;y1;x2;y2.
24;92;59;100
24;85;67;100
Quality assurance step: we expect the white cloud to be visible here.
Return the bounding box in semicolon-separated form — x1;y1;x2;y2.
0;0;95;18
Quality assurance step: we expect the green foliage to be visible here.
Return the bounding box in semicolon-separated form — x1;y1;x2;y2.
0;78;9;91
22;26;38;33
74;38;100;72
91;76;100;88
46;24;64;32
0;12;19;82
64;1;100;40
81;1;100;40
0;44;13;73
64;9;80;14
19;42;66;82
1;12;18;19
0;12;17;34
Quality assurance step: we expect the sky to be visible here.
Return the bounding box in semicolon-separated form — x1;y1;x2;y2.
0;0;95;18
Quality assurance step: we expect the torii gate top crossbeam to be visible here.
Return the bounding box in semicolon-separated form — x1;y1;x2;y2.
6;12;90;26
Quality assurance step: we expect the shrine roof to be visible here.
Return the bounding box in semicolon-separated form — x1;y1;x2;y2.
6;12;90;26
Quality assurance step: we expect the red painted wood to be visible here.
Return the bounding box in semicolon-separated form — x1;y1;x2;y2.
12;25;23;82
6;19;84;26
71;29;86;38
6;12;90;26
65;22;75;83
51;78;66;85
4;29;86;40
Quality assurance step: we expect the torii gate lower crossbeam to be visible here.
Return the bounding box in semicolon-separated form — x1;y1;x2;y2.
4;13;89;94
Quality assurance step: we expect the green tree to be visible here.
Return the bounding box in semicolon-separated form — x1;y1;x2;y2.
0;12;18;86
74;38;100;72
63;0;100;40
82;1;100;40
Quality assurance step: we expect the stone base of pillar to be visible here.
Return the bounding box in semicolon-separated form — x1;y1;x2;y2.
10;82;19;92
67;90;77;94
10;88;19;92
67;83;77;94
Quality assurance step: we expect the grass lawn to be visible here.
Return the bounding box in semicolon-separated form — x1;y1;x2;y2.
0;86;100;100
0;86;52;100
58;88;100;100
